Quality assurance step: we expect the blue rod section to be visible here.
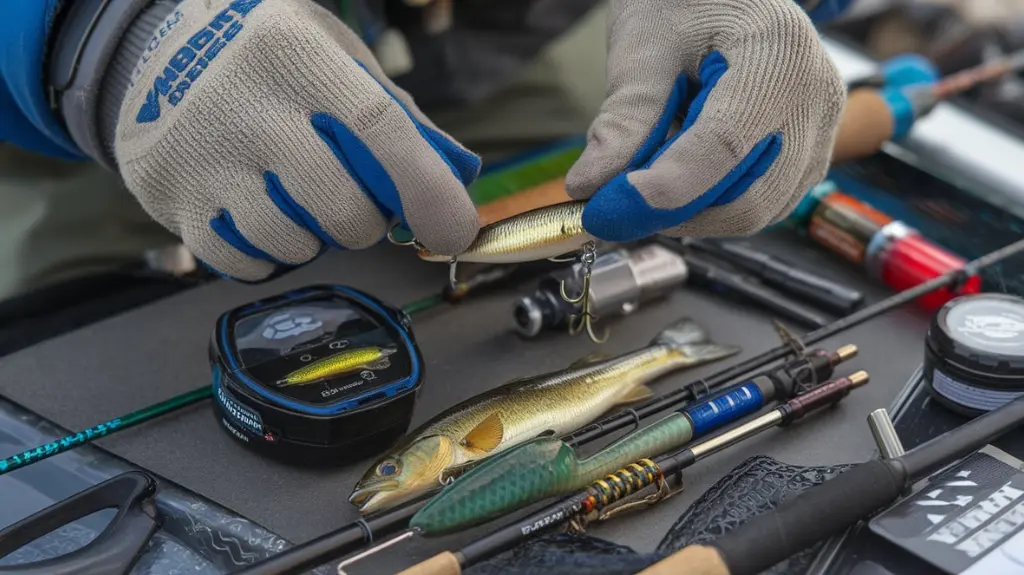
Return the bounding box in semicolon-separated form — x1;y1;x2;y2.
681;382;765;437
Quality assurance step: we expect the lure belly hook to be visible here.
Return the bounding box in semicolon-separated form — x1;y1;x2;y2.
559;241;608;343
389;201;608;343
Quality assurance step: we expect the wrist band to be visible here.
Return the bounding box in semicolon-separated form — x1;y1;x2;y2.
46;0;165;168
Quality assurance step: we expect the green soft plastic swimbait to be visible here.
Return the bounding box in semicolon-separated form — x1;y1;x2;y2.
410;412;693;535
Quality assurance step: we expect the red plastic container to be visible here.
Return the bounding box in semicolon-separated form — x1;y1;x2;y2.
868;222;981;311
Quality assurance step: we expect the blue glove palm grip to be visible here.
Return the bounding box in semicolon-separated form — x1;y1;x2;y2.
208;60;480;279
582;51;783;242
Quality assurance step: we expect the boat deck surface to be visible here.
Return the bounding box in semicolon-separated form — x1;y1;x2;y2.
0;231;930;574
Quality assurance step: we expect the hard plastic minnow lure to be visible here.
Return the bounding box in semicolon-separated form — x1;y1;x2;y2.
390;201;608;342
348;319;739;515
414;201;592;265
275;346;396;387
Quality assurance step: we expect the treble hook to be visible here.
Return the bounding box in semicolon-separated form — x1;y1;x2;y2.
559;242;609;344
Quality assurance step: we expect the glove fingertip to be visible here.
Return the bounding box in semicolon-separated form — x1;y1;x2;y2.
405;191;480;256
415;221;479;257
569;67;693;202
565;150;613;201
881;54;940;89
443;205;482;254
582;174;664;242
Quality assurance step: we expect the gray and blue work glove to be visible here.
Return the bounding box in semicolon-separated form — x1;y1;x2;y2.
567;0;847;242
116;0;480;281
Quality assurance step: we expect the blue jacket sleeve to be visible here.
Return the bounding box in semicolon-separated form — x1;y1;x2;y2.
0;1;86;160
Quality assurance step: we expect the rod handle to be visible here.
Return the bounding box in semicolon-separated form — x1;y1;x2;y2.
832;88;895;164
638;545;730;575
710;459;906;575
396;552;462;575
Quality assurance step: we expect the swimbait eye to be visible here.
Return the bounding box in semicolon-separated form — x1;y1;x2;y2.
377;460;400;477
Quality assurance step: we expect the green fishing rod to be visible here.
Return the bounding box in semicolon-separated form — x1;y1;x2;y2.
0;386;212;475
0;264;544;477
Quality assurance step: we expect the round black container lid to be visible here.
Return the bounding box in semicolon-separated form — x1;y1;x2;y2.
929;293;1024;381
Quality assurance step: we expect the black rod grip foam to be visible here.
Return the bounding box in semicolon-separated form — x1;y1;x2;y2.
711;459;906;575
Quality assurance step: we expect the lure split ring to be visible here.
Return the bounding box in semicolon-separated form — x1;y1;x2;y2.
386;225;462;291
386;224;423;249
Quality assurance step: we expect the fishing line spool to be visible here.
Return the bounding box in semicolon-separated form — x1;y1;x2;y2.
209;285;424;464
924;293;1024;417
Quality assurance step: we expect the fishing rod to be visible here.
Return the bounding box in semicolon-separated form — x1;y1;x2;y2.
929;48;1024;100
233;235;1024;575
0;263;548;477
0;386;212;475
564;234;1024;447
231;345;855;575
834;48;1024;163
640;391;1024;575
396;372;870;575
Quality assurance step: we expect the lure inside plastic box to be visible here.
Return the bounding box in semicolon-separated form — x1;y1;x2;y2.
209;285;423;465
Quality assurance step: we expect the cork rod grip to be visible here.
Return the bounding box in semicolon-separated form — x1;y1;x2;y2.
396;552;462;575
831;88;896;164
637;545;731;575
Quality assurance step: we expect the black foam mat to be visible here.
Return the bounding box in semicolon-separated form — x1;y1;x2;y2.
0;235;931;573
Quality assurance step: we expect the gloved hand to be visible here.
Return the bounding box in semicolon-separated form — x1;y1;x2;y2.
567;0;846;242
115;0;480;280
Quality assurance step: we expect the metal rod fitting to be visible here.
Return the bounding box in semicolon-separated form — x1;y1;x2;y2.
867;408;905;459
